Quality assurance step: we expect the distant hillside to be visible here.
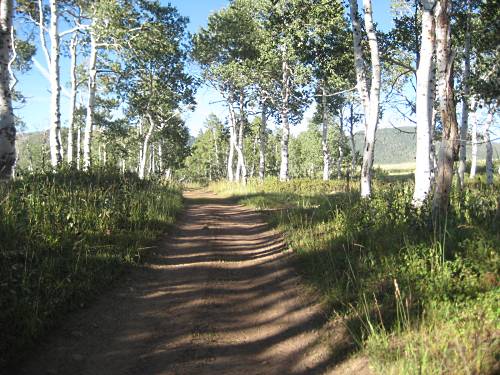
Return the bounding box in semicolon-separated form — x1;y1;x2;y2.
354;127;500;165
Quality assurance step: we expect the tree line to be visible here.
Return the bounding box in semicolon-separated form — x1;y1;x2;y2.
0;0;498;217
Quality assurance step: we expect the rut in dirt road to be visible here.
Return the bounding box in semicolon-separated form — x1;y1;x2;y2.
17;190;363;375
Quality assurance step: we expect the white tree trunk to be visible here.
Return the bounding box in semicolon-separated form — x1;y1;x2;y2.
0;0;15;179
321;85;330;181
139;115;155;179
49;0;62;168
337;114;344;179
361;0;381;197
349;104;356;173
349;0;370;117
259;101;267;181
83;29;97;171
158;142;163;174
76;124;81;170
236;117;247;183
413;0;436;206
458;3;472;188
227;102;237;181
279;54;290;182
67;33;78;164
234;92;247;183
469;98;478;178
349;0;380;197
429;65;438;181
485;104;495;185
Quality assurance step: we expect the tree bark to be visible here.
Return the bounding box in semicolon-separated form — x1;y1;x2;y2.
337;112;344;179
349;0;381;197
469;97;478;178
349;103;356;174
139;115;155;179
413;0;436;206
432;0;460;219
485;103;496;185
458;1;472;188
227;101;237;181
235;92;247;183
321;85;330;181
67;33;78;165
0;0;15;179
259;101;267;181
158;142;163;175
49;0;62;168
76;124;81;170
279;53;290;182
83;29;97;171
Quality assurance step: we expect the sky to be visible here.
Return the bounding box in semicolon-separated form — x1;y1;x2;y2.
16;0;396;136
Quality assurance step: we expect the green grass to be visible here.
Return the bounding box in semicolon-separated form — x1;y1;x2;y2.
0;169;183;367
210;176;500;374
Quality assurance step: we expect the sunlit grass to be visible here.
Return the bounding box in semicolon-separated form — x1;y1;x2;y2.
210;176;500;374
0;169;183;366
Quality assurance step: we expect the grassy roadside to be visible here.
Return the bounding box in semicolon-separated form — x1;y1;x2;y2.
210;177;500;374
0;170;183;367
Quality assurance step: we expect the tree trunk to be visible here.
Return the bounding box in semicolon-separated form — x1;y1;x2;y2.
361;0;381;198
349;104;356;173
67;33;78;165
485;103;495;185
413;0;436;206
259;101;267;181
211;125;220;177
458;2;472;189
227;101;237;181
349;0;370;117
148;143;154;177
139;115;155;179
429;68;438;182
49;0;62;168
83;29;97;171
236;92;247;183
337;112;345;179
0;0;15;179
76;125;81;170
321;85;330;181
158;142;163;175
279;54;290;182
432;0;460;219
469;98;478;178
349;0;381;197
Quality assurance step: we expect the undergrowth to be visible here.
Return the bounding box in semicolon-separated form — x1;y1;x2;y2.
211;177;500;374
0;169;183;367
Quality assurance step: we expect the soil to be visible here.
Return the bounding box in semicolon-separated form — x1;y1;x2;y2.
14;190;371;375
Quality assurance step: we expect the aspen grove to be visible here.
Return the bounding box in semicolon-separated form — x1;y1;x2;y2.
0;0;499;373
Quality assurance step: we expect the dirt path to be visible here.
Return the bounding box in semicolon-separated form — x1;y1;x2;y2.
16;190;368;375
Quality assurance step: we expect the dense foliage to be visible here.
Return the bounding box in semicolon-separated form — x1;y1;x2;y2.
211;177;500;374
0;170;182;366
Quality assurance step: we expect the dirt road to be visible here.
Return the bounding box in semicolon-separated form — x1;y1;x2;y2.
16;190;367;375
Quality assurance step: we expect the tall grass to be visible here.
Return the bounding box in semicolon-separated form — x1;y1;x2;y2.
211;177;500;374
0;169;183;367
